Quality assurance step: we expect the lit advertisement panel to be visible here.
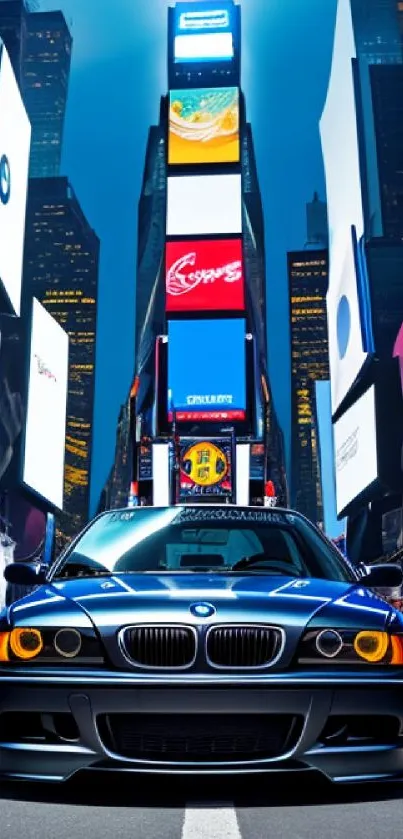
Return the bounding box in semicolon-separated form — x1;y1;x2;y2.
319;0;372;416
175;4;233;33
169;87;239;165
0;313;24;487
0;42;31;317
22;299;69;509
333;385;377;517
165;239;244;313
167;318;246;421
166;174;242;237
174;3;234;63
179;438;233;498
174;32;233;62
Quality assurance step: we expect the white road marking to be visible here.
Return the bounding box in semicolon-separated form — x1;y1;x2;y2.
182;806;242;839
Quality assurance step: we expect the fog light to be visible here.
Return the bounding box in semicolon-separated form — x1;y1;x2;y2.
315;629;343;658
354;631;388;663
54;628;82;658
10;628;43;660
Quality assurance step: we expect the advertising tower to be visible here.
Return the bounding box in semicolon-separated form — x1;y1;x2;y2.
131;0;286;507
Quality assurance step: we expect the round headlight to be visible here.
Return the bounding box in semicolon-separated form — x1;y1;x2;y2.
54;628;82;658
10;628;43;660
315;629;343;658
354;630;389;663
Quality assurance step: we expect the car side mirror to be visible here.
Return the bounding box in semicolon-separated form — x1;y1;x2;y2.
360;563;403;590
4;562;47;587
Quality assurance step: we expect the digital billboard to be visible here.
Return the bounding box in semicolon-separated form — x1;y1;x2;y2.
0;313;25;488
173;3;234;63
319;0;372;416
22;298;69;510
0;42;31;317
166;174;242;237
179;438;233;498
333;385;378;517
165;238;244;313
169;87;239;165
167;318;246;421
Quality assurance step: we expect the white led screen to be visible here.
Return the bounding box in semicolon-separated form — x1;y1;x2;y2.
0;42;31;316
166;174;242;237
23;299;69;509
333;385;378;516
174;32;233;62
152;444;170;506
319;0;369;415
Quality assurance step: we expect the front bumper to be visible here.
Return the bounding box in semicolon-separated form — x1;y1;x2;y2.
1;668;403;783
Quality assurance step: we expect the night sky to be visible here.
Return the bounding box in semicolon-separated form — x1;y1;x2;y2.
39;0;342;534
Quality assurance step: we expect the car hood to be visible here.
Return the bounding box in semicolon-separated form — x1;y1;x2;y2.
8;573;398;632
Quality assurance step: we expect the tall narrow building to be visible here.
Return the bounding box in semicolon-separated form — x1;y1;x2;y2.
23;10;72;177
306;191;328;247
288;250;329;526
135;99;167;375
23;177;99;539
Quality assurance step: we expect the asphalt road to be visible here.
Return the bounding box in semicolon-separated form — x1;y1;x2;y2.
1;773;403;839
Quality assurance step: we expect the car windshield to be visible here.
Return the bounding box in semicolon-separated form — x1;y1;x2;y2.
52;507;355;584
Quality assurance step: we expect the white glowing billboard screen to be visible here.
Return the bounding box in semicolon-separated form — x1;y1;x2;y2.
320;0;371;415
23;299;69;509
333;385;378;516
166;174;242;237
0;42;31;317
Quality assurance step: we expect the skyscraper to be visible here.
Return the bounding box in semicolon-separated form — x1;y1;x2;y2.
0;0;28;85
23;177;99;539
288;250;329;526
0;1;71;181
23;10;72;177
306;192;328;247
135;99;167;374
350;0;402;63
367;64;403;240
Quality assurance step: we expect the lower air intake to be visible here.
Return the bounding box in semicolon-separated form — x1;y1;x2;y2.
98;714;303;762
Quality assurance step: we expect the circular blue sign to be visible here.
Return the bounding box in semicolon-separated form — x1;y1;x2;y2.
0;154;10;205
190;602;216;618
337;294;351;360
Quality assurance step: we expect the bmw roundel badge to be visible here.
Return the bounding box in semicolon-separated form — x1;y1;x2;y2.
190;602;216;618
0;154;10;205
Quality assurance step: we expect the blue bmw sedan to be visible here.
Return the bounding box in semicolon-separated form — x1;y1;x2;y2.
2;504;403;784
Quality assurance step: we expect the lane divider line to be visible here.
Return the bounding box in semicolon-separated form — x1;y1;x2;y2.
182;805;242;839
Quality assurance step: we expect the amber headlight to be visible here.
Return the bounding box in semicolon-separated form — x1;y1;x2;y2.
298;628;403;665
9;628;43;660
0;627;104;665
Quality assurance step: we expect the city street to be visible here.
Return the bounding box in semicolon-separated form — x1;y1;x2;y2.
1;773;403;838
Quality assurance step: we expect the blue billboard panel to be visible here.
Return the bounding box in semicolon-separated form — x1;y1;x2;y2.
168;318;246;422
174;2;234;63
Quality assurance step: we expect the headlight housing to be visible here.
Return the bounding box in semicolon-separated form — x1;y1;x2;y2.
0;627;104;665
298;628;403;665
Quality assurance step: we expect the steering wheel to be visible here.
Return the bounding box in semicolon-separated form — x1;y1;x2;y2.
231;553;300;575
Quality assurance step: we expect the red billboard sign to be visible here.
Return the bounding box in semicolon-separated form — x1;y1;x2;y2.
165;239;245;313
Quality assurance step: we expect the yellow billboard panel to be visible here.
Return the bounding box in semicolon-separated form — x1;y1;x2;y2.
168;87;239;165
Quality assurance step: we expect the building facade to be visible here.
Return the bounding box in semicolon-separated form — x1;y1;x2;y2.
306;191;328;247
23;10;72;177
0;0;28;85
288;250;329;526
135;100;167;374
350;0;402;63
23;177;99;539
